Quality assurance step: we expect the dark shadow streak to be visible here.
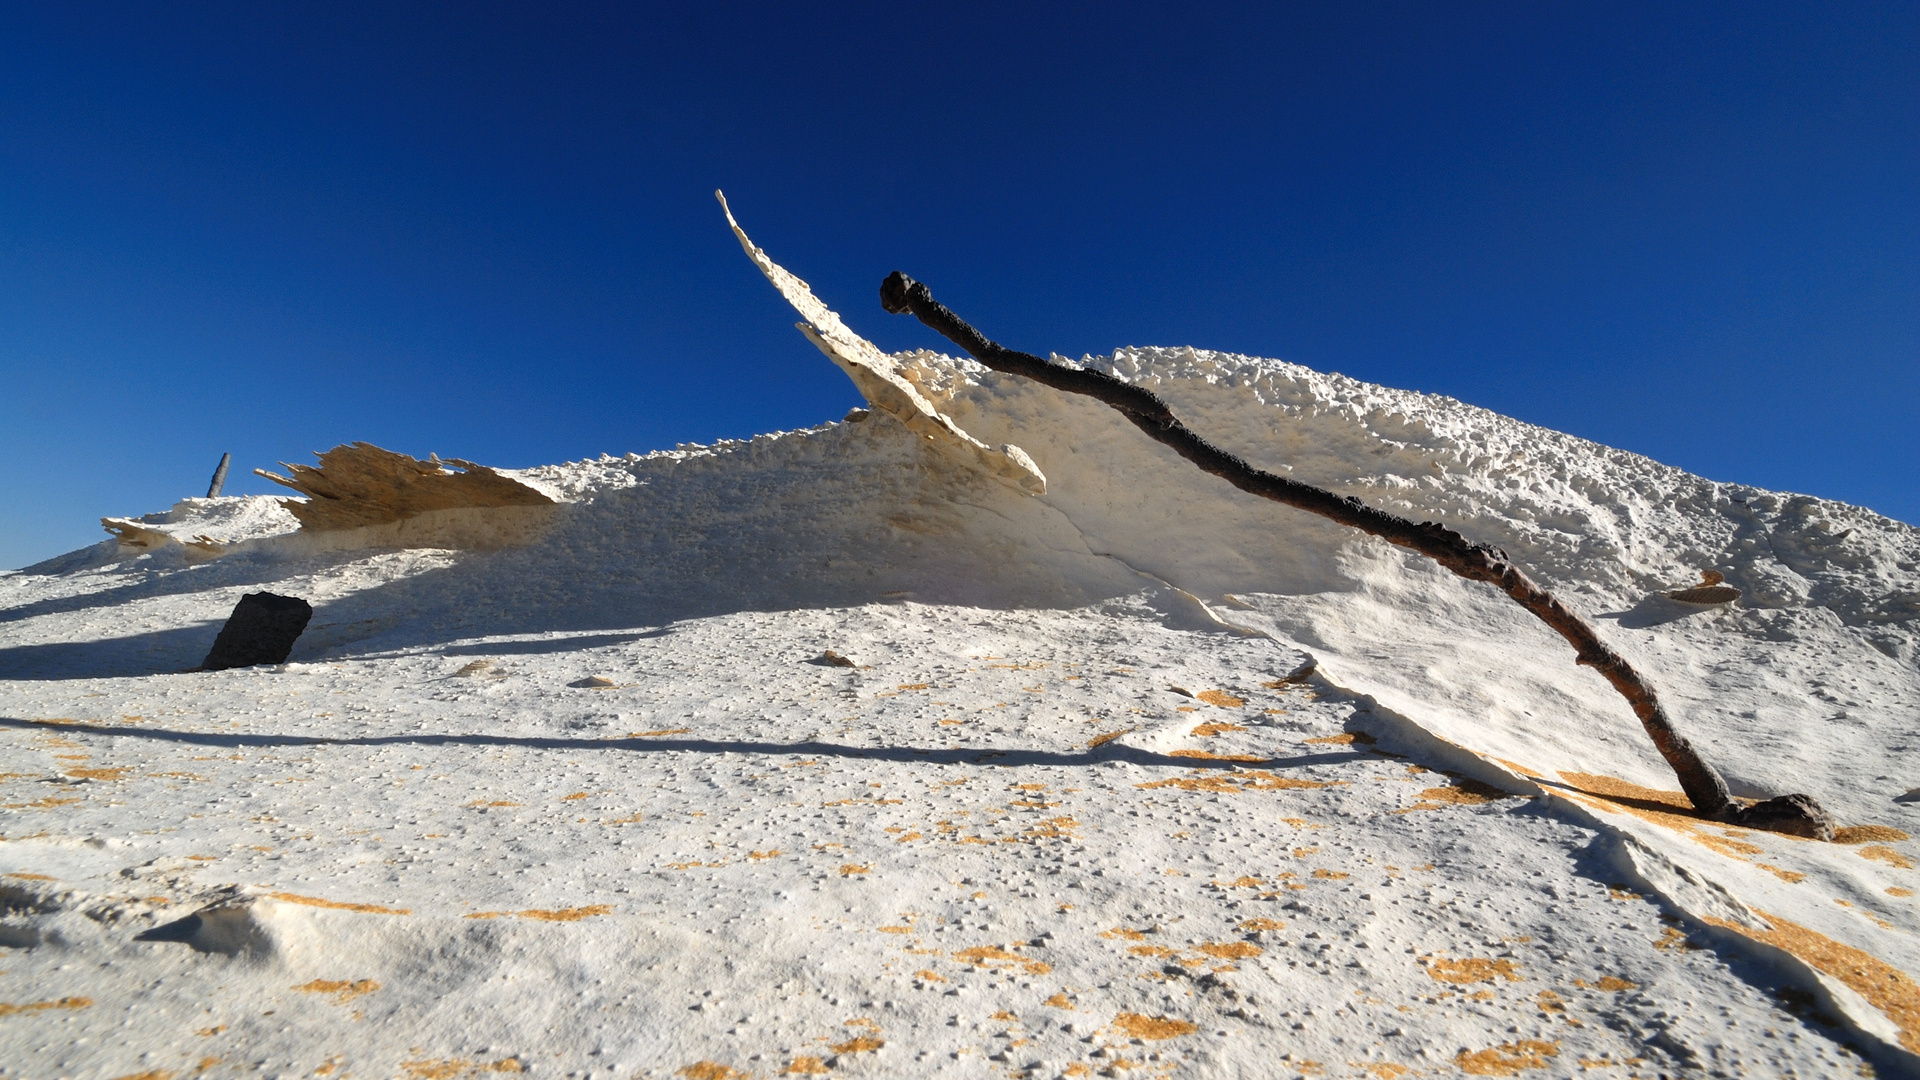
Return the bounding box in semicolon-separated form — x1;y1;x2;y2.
438;630;672;656
1596;594;1715;630
0;717;1365;773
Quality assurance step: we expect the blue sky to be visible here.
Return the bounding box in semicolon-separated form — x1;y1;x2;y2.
2;3;1914;569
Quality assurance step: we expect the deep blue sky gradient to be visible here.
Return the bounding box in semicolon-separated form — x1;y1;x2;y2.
2;3;1915;568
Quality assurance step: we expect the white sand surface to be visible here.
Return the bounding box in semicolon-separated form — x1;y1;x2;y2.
1;228;1916;1079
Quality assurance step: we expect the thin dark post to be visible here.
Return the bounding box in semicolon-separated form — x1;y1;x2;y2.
880;271;1832;837
207;453;232;499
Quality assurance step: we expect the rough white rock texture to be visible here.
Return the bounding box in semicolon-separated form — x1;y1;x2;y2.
1;287;1916;1076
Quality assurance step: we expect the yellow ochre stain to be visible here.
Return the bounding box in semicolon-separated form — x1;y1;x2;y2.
1861;846;1916;869
1111;1012;1197;1040
1422;957;1522;985
293;979;379;1004
1703;907;1920;1052
1137;774;1331;794
464;905;612;922
1455;1040;1559;1076
1834;825;1911;844
0;996;91;1016
267;892;409;915
400;1060;522;1078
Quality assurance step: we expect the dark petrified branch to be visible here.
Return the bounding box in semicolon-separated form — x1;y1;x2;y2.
881;271;1833;837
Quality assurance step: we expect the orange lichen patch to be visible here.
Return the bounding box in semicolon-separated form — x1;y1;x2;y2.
0;996;91;1016
1195;690;1246;708
1215;876;1263;888
781;1058;831;1076
1392;779;1514;814
293;979;380;1004
1891;888;1915;898
1239;918;1286;932
465;800;520;808
897;683;931;691
1422;957;1522;985
1588;976;1637;991
397;1060;522;1076
1758;863;1807;883
561;792;590;801
913;969;945;983
1087;728;1136;748
1137;773;1331;794
110;1071;173;1080
838;864;872;876
1169;750;1270;763
990;1009;1018;1022
894;831;923;843
1556;772;1690;811
1311;869;1349;880
1304;732;1375;746
1834;826;1911;845
954;945;1052;975
1536;990;1565;1013
1044;993;1073;1008
519;905;612;922
1860;846;1916;869
266;892;410;915
1112;1013;1197;1040
1455;1040;1559;1076
749;849;782;860
1354;1065;1410;1079
666;860;722;870
1128;945;1177;958
63;766;131;781
1195;942;1262;959
676;1065;747;1080
1705;907;1920;1052
1652;927;1691;951
877;926;914;935
1191;722;1246;737
625;728;692;738
464;905;611;922
828;1036;883;1054
1022;816;1080;840
600;813;644;825
1292;847;1319;857
3;796;80;809
1101;927;1148;941
1553;772;1783;859
4;872;54;881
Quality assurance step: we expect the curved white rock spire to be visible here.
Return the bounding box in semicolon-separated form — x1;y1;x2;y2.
717;190;1045;495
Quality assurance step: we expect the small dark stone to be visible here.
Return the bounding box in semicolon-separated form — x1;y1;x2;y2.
197;592;313;671
811;650;857;668
1723;792;1836;840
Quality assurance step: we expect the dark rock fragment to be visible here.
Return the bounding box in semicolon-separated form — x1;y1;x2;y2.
1723;792;1836;840
197;592;313;671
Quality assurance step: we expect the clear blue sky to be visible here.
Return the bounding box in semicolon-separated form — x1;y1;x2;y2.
2;3;1914;569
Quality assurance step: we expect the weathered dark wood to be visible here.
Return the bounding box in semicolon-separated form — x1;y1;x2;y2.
206;452;232;499
881;271;1828;833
